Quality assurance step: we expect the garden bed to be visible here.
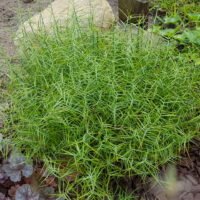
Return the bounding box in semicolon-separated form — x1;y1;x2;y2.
0;0;200;199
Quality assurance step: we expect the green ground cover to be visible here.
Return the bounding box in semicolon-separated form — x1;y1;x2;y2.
0;0;198;199
7;20;200;198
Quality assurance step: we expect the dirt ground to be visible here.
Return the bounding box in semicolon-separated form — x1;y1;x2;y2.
143;140;200;200
0;1;200;200
0;0;52;57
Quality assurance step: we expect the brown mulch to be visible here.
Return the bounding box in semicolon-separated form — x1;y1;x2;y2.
140;140;200;200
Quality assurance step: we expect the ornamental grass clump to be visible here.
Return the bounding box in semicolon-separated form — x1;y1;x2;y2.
8;24;200;198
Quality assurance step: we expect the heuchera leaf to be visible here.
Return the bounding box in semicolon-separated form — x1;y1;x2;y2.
0;166;8;183
2;164;21;182
2;152;33;182
22;164;34;178
0;192;11;200
15;184;40;200
8;152;26;167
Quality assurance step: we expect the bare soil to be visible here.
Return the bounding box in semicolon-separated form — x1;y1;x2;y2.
0;0;52;57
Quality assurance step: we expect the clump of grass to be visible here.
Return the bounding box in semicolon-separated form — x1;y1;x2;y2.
8;24;200;199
